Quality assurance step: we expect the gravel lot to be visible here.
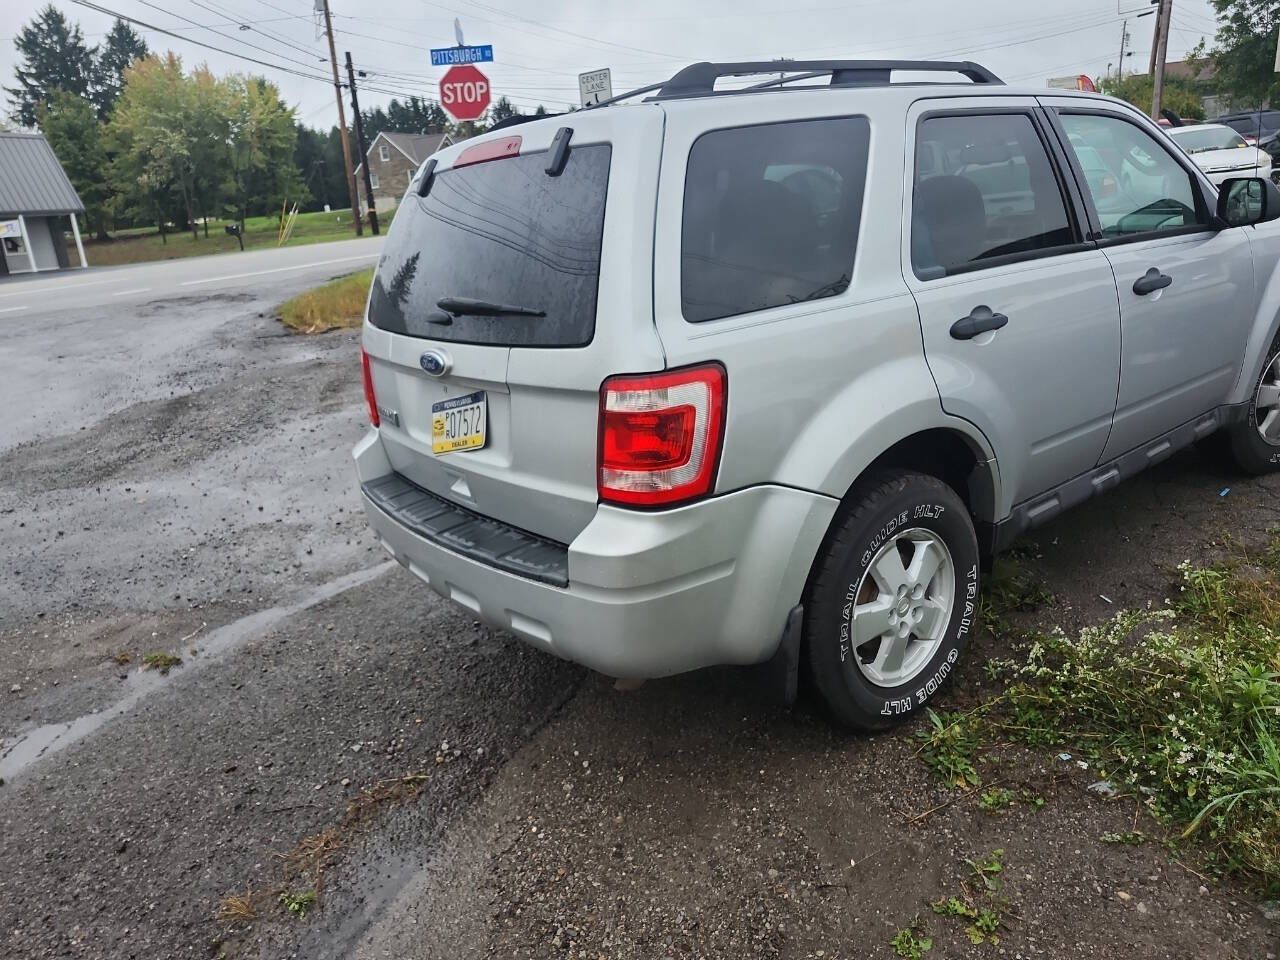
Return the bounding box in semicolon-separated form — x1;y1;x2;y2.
1;253;1277;959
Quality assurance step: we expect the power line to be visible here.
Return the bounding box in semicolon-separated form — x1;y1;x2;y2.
182;0;328;64
65;0;337;85
131;0;332;75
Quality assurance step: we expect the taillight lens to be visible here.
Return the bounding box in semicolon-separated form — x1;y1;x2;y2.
599;364;726;507
361;347;380;427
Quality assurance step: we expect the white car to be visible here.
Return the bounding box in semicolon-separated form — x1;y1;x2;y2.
1167;123;1273;185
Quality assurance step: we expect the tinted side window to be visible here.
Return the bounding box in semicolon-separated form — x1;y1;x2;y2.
681;117;869;323
912;113;1075;278
1059;113;1203;237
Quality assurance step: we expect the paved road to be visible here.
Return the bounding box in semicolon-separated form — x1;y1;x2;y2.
0;239;1274;959
0;238;383;318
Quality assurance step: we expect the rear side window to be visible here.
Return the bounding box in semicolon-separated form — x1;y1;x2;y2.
368;144;611;347
911;113;1075;278
681;117;869;323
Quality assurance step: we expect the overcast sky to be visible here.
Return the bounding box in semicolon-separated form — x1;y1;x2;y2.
2;0;1225;129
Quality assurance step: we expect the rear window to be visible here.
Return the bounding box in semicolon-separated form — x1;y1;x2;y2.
681;116;869;323
368;143;611;347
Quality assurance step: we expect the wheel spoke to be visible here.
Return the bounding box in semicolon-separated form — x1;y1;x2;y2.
870;542;910;594
872;630;909;677
1258;383;1280;409
1262;407;1280;441
853;596;895;646
907;538;945;589
915;597;949;639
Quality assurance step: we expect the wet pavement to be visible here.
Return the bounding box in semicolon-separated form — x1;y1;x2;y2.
1;247;1277;959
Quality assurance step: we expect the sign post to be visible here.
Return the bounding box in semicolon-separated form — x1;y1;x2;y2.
578;68;612;107
440;64;491;122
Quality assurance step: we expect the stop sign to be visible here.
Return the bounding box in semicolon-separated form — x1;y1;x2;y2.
440;64;491;122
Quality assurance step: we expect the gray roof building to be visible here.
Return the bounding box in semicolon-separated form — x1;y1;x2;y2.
0;131;85;218
0;132;87;276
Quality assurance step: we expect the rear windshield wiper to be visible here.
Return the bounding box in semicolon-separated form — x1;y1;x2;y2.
437;296;545;318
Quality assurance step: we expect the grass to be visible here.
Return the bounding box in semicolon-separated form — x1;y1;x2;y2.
71;207;395;268
142;651;182;674
278;267;373;333
974;532;1280;895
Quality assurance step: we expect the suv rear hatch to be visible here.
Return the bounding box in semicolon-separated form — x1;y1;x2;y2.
362;108;666;546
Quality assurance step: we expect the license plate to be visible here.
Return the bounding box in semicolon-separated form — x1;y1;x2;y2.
431;390;487;454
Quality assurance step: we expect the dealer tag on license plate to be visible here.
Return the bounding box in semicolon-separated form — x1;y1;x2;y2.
431;391;487;454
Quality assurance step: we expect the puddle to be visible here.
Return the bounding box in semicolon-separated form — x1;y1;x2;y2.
0;561;393;783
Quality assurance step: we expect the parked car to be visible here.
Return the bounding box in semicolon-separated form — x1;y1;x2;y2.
1216;109;1280;145
1166;123;1273;185
355;60;1280;731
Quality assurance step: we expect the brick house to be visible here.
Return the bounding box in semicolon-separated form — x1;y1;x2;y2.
354;131;451;213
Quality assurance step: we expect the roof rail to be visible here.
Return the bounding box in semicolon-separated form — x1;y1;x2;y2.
655;60;1003;99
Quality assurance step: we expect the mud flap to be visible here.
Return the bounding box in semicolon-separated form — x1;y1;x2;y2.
756;604;804;707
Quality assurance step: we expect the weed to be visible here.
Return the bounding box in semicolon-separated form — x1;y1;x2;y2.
278;267;374;333
1019;790;1046;811
989;534;1280;892
965;848;1004;893
978;787;1016;811
915;709;981;788
215;891;257;922
142;651;181;674
279;890;316;919
890;921;932;958
111;651;131;666
1101;830;1146;845
932;896;1002;945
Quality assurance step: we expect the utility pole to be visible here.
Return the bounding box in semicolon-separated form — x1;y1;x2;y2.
1117;19;1129;81
321;0;361;236
1151;0;1172;120
345;52;379;236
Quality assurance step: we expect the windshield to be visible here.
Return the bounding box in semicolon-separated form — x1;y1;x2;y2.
1170;126;1250;154
368;144;611;347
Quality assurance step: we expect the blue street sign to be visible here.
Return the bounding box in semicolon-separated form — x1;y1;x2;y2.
430;45;493;66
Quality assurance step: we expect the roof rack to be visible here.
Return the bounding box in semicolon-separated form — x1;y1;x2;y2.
582;59;1003;111
656;60;1002;99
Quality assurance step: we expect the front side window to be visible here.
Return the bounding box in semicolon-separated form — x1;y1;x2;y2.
1059;113;1203;237
911;113;1075;278
681;117;869;323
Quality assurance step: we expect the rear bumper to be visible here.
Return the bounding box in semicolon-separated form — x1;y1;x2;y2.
353;431;838;678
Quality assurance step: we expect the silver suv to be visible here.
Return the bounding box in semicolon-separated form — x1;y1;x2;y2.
354;59;1280;730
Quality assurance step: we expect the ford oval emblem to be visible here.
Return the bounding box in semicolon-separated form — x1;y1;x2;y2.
419;349;450;377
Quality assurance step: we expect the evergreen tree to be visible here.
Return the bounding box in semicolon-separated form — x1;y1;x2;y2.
92;19;149;121
5;4;96;127
36;91;110;239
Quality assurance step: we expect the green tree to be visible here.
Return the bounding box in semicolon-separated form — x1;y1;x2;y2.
487;95;518;126
92;19;149;121
1201;0;1280;111
1097;72;1207;121
361;96;449;136
108;54;207;240
36;90;109;239
5;4;95;127
223;74;305;229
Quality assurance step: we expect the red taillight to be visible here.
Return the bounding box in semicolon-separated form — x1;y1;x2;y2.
598;364;726;507
361;347;379;427
454;135;521;169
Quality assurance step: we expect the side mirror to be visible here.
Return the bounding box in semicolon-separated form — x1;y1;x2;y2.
1217;176;1280;227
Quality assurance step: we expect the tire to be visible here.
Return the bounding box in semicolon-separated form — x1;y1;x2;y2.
1224;331;1280;475
803;470;980;732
